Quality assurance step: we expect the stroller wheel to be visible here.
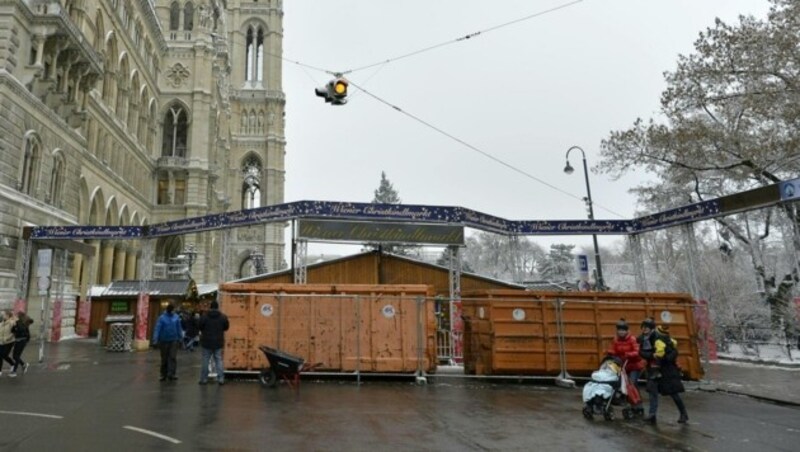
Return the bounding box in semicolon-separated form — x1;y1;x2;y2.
603;409;615;421
259;369;278;388
582;406;593;420
622;408;633;420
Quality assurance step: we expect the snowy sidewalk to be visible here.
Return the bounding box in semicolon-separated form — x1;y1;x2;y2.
701;360;800;406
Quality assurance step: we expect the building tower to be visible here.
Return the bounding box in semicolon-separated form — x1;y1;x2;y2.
153;0;287;280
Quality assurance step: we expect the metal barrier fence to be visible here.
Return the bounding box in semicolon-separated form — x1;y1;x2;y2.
219;292;707;380
716;323;798;362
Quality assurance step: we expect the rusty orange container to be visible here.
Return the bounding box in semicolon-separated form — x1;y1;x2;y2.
221;283;437;374
462;290;703;380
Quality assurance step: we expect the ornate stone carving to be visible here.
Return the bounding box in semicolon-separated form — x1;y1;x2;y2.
165;63;191;88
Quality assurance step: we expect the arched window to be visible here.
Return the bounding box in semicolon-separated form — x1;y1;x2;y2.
94;11;104;52
19;134;41;196
148;101;157;151
116;54;129;118
245;27;254;81
169;2;180;31
49;151;66;206
102;36;116;104
245;25;265;82
162;104;188;157
256;27;264;81
184;2;194;31
137;90;148;143
128;72;140;131
241;155;262;209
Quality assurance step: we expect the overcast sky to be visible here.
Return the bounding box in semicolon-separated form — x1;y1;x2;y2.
279;0;773;258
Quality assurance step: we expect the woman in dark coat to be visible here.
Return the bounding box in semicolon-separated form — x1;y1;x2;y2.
639;321;689;424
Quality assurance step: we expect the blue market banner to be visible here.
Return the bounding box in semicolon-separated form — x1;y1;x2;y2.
516;219;633;235
30;225;143;240
27;178;797;240
148;202;307;237
634;200;721;232
298;219;464;245
307;201;462;223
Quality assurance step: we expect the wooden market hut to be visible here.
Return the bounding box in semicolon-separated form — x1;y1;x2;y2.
237;250;524;295
88;279;210;342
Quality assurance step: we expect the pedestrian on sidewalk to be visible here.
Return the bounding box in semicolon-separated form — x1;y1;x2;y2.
198;300;229;385
153;303;183;382
181;310;200;352
639;319;689;424
0;310;17;376
606;319;645;416
9;311;33;377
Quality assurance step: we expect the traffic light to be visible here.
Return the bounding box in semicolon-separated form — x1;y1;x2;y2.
315;77;349;105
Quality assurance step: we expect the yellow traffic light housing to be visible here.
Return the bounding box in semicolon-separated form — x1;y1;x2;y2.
333;78;348;96
315;76;349;105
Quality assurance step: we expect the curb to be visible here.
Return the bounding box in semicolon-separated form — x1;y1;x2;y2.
697;385;800;407
714;356;800;369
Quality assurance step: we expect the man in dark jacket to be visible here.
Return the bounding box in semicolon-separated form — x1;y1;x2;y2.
198;300;229;385
639;319;689;424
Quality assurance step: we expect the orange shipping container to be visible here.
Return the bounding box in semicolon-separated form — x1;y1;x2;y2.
462;290;704;380
221;284;437;374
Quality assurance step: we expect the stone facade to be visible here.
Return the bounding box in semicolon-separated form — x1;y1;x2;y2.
0;0;286;338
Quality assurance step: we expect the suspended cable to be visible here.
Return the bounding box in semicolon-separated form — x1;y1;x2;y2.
349;80;625;219
341;0;584;75
346;63;389;101
264;0;584;77
265;52;336;75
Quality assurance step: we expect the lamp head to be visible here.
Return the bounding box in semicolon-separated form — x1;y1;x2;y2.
563;161;575;175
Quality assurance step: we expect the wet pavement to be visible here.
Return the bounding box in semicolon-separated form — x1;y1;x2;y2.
0;340;798;451
702;361;800;405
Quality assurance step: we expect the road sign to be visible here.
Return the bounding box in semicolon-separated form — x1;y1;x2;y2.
37;249;53;277
576;255;589;281
37;276;50;293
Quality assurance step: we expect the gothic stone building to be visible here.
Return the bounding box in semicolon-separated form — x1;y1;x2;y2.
0;0;287;338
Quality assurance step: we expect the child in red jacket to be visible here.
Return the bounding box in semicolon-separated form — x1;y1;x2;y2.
606;319;644;415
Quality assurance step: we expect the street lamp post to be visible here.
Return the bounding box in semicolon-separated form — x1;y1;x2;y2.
564;146;605;290
184;245;197;278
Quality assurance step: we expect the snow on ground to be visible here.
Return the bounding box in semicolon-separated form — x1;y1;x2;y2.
716;342;799;367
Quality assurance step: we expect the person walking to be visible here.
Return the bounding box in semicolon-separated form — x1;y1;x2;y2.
198;301;229;385
0;311;16;376
10;311;33;377
181;310;200;352
606;319;645;415
639;319;689;424
153;303;184;381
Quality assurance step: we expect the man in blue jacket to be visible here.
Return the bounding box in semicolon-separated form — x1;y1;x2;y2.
198;300;229;385
153;303;184;381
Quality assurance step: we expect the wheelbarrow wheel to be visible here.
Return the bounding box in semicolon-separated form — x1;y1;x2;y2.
259;369;278;388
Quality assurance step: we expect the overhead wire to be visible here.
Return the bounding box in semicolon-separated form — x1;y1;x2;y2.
268;1;618;216
348;81;625;219
346;63;389;101
341;0;584;75
264;0;584;76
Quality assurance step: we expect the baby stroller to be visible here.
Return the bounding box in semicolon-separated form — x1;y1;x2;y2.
582;356;639;421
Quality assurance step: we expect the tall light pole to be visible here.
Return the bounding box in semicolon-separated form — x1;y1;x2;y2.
183;244;197;278
564;146;605;290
